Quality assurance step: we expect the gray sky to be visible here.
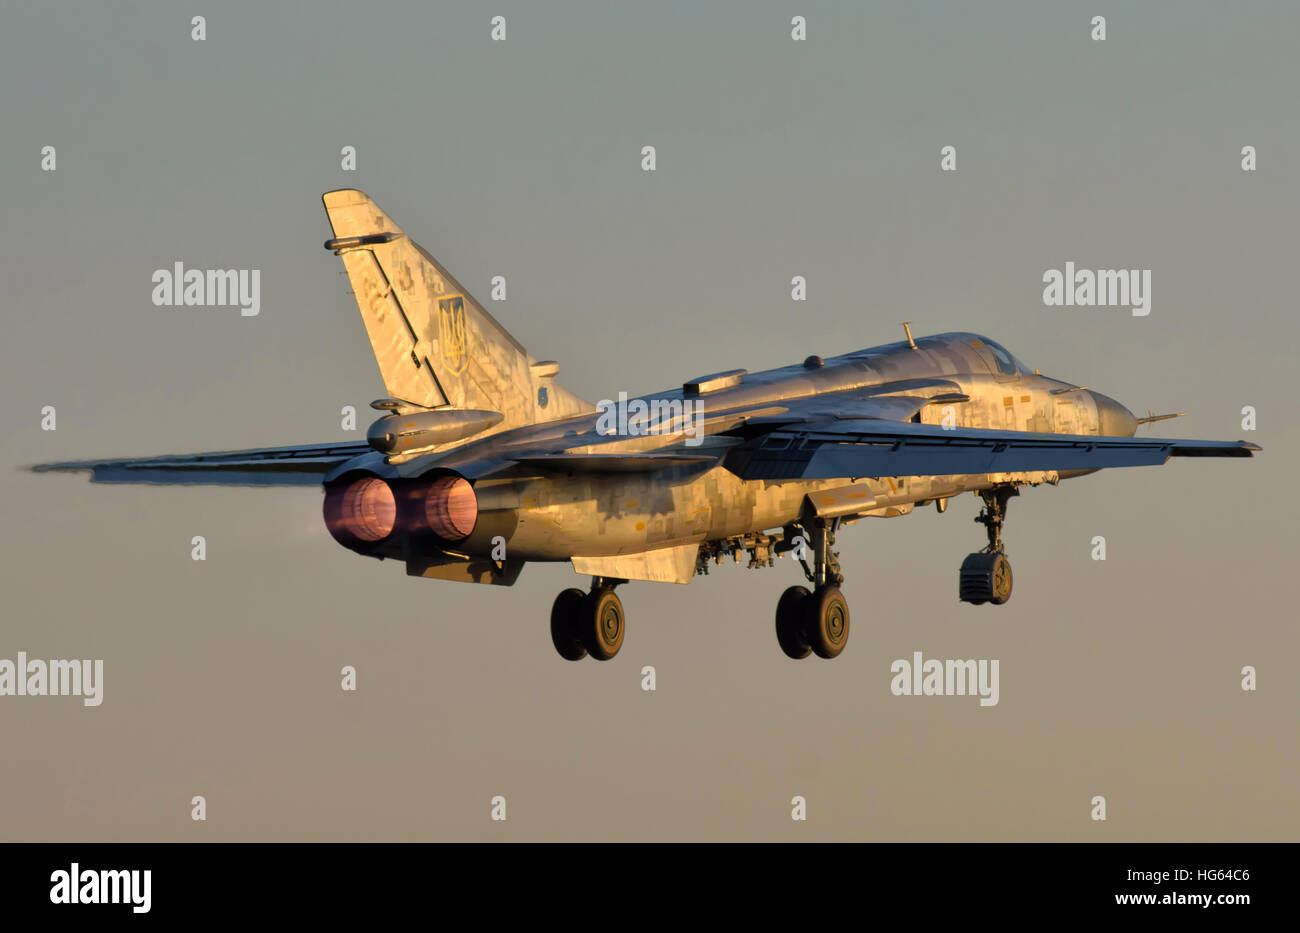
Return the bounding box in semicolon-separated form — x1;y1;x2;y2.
1;0;1296;840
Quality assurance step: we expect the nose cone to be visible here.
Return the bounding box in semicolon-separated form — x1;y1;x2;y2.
1092;392;1138;437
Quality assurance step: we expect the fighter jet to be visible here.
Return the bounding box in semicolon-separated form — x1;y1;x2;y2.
34;190;1259;662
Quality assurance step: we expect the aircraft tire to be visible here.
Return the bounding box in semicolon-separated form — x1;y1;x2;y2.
775;585;813;659
989;553;1013;604
959;552;1013;605
805;585;850;659
550;588;588;661
582;587;625;661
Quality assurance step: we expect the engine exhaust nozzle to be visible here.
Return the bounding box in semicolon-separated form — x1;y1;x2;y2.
324;475;397;549
423;475;478;542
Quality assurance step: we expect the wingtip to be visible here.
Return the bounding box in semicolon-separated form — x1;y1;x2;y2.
26;461;84;474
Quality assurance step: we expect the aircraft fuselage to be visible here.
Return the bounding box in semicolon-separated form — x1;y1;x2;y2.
326;332;1136;574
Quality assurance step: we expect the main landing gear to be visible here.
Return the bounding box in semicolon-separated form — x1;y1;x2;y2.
959;486;1017;605
774;518;850;660
550;577;626;661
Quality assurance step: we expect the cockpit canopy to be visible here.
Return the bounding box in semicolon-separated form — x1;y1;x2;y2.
908;334;1031;377
981;337;1029;376
846;332;1031;378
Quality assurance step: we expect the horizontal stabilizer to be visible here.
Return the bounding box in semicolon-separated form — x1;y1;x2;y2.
30;442;370;486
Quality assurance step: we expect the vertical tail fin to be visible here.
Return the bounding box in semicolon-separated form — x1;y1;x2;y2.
322;189;590;429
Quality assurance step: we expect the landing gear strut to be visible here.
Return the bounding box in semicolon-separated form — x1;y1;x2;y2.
774;518;850;659
959;486;1017;605
550;577;626;661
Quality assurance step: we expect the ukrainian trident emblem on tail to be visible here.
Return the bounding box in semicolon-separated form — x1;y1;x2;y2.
438;295;469;375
